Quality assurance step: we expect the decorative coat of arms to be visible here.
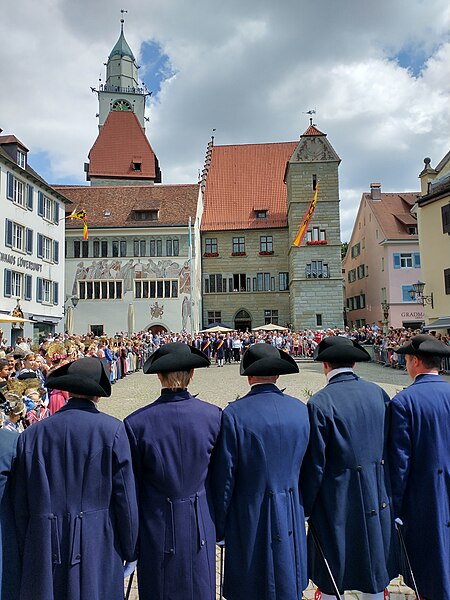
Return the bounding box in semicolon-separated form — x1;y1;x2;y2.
150;302;164;319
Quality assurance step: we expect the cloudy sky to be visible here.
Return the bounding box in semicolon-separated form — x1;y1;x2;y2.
2;0;449;241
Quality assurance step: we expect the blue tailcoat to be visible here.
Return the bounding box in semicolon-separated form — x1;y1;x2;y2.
0;429;19;600
125;390;221;600
211;383;310;600
301;373;396;594
13;399;139;600
389;373;450;600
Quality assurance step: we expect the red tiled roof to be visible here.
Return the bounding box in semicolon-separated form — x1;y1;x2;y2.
201;142;297;231
54;184;199;229
365;192;420;239
87;111;157;180
301;124;324;137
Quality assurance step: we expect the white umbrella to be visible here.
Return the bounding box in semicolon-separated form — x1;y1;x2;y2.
66;306;74;336
252;323;288;332
0;314;31;323
128;303;135;334
198;325;234;333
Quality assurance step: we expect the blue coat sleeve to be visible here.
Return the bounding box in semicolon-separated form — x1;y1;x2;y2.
210;410;237;541
388;394;412;519
111;423;139;561
300;400;329;518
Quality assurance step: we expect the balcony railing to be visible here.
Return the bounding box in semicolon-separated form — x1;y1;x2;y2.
100;84;146;95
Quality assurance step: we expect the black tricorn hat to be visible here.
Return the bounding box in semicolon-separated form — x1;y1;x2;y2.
395;334;450;357
17;371;38;381
143;342;210;374
313;336;371;363
240;343;299;376
45;357;111;397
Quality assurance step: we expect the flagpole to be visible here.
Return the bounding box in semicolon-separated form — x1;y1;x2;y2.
188;216;194;338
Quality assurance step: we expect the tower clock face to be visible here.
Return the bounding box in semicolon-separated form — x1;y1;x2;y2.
112;99;132;111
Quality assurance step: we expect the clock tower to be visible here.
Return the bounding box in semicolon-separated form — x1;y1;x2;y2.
97;18;148;129
85;18;161;185
286;123;344;329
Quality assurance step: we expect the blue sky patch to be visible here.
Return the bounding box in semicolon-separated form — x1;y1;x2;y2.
139;41;175;96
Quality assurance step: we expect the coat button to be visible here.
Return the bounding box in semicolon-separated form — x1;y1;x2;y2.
447;522;450;528
275;535;282;541
201;540;205;546
370;510;377;516
52;554;58;561
380;459;385;465
381;502;387;509
75;554;81;560
356;466;362;472
288;530;293;536
438;469;443;474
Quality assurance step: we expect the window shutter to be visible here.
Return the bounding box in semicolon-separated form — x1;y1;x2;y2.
6;172;14;200
53;240;59;264
53;282;59;305
445;268;450;295
37;234;43;258
393;253;401;269
37;192;44;216
5;220;13;247
413;253;421;268
27;184;34;210
442;204;450;234
26;228;33;254
4;270;12;297
53;201;59;224
25;275;32;301
36;278;43;302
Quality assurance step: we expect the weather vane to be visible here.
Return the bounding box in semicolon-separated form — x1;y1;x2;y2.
120;8;128;26
303;109;316;125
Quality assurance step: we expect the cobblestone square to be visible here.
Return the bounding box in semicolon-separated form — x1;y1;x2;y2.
102;360;447;599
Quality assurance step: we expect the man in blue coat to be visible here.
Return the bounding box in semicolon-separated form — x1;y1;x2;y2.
125;342;221;600
301;336;395;600
211;343;310;600
13;358;139;600
389;334;450;600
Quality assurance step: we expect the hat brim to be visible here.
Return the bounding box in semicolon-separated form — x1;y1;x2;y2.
144;344;210;374
240;346;299;376
46;358;111;397
314;340;371;363
395;338;450;357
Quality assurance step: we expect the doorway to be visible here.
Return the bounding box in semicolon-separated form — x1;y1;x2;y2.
234;309;252;332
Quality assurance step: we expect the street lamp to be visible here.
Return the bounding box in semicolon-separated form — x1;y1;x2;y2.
408;281;434;309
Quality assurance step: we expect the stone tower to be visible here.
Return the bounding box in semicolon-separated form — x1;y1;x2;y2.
286;123;344;330
97;18;147;129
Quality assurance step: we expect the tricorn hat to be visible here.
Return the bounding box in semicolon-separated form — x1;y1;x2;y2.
143;342;210;374
395;334;450;357
240;343;299;376
45;357;111;397
313;336;371;363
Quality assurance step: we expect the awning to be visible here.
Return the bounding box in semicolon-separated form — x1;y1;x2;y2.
423;317;450;331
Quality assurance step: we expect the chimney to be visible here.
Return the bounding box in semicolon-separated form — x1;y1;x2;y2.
370;182;381;201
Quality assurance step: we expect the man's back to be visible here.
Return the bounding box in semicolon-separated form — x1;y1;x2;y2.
212;383;309;600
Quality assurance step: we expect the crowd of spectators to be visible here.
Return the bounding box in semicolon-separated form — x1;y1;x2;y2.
0;322;448;431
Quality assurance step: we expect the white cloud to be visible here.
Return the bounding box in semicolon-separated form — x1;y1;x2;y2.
1;0;449;240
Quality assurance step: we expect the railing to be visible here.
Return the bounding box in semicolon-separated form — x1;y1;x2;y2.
100;84;146;95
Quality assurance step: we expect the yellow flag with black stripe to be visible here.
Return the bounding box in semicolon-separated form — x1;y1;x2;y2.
293;185;318;247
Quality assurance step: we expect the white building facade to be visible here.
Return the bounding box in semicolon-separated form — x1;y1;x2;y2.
0;135;70;344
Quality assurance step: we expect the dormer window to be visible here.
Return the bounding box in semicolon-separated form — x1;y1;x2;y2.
17;149;26;169
255;209;268;219
133;210;158;221
132;161;142;172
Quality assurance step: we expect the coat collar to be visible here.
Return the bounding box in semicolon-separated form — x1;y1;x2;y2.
327;372;359;385
155;389;192;403
413;373;446;385
245;383;283;398
58;398;100;413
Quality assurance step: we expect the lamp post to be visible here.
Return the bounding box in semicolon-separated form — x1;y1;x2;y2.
381;300;390;335
63;296;79;335
408;281;434;309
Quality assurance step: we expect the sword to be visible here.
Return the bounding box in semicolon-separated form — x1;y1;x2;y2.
308;522;341;600
217;541;225;600
395;522;420;599
125;570;135;600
